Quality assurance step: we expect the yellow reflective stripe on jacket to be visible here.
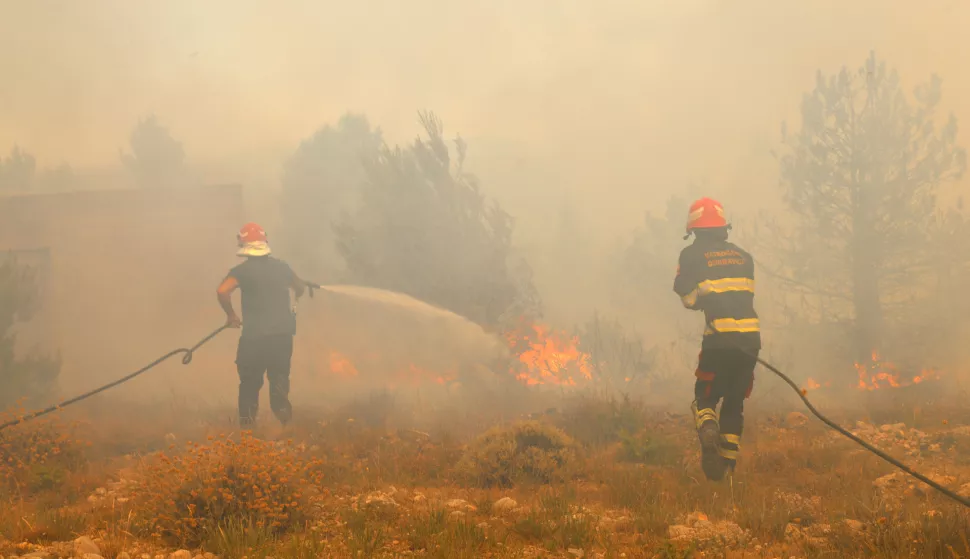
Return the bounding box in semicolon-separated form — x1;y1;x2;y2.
681;277;754;309
698;277;754;295
720;433;741;445
704;318;760;335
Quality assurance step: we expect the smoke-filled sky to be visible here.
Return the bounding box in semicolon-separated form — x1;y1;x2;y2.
1;0;968;230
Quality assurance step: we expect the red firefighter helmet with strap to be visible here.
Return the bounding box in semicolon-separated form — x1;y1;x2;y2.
686;197;728;232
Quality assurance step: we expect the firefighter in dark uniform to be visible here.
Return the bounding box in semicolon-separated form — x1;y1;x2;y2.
217;222;307;428
673;198;760;481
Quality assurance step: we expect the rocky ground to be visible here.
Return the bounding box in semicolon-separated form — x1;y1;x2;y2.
3;395;970;558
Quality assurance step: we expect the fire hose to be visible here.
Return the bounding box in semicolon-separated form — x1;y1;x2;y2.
0;325;228;433
0;281;327;433
741;349;970;509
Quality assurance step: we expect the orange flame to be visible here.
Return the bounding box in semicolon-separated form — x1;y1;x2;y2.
801;378;832;392
855;350;942;391
315;320;595;389
328;351;359;377
504;322;593;386
326;351;458;386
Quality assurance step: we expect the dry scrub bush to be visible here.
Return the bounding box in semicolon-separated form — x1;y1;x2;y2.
0;410;86;494
128;432;325;547
456;420;580;488
557;394;647;447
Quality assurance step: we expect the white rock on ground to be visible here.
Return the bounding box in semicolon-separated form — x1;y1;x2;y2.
873;472;903;490
74;536;101;557
445;498;477;512
668;511;747;547
853;421;938;458
362;491;399;514
169;551;193;559
785;523;831;547
599;515;633;531
843;519;865;535
493;497;518;514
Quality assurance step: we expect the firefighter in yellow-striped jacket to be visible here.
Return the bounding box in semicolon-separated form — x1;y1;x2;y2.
673;197;761;481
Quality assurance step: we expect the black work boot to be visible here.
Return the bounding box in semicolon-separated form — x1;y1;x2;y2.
692;400;728;481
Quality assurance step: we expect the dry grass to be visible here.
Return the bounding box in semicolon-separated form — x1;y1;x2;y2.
456;420;581;488
2;390;970;559
127;432;326;547
0;410;87;495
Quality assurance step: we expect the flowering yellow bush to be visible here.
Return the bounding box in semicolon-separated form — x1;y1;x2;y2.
129;432;325;546
0;409;86;494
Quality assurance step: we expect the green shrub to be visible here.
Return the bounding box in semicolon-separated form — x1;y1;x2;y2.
456;420;580;488
0;256;61;409
556;393;646;447
617;429;681;466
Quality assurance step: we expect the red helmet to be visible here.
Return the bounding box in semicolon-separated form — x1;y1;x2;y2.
237;222;267;245
686;198;728;232
236;222;271;256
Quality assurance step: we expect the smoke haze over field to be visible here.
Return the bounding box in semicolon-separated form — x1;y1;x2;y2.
2;0;968;229
1;1;969;410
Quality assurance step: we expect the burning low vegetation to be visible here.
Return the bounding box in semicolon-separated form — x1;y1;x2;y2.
856;351;945;392
504;322;593;387
308;318;598;390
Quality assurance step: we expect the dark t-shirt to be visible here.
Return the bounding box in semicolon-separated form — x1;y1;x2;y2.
227;256;297;338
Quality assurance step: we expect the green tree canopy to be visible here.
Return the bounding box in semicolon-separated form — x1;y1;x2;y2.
767;51;967;361
279;113;383;279
0;256;60;408
335;112;540;327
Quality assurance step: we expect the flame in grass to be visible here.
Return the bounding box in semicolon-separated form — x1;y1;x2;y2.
326;351;456;386
855;350;943;391
505;322;593;386
319;320;593;388
803;378;831;391
328;351;359;377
